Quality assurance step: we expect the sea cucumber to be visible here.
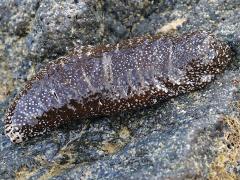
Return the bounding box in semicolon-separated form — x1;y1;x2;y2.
4;31;232;143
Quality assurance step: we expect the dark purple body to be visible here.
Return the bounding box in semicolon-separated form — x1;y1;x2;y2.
4;31;232;143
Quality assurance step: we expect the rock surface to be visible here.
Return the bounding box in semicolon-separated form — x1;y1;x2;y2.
0;0;240;179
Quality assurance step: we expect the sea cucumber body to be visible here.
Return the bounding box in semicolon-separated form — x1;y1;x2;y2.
5;31;232;143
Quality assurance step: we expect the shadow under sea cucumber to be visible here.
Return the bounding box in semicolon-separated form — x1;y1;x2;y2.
4;31;232;143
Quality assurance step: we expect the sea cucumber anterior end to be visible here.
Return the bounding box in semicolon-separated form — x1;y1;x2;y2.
5;123;25;143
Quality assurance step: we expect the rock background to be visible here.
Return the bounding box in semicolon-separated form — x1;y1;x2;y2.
0;0;240;179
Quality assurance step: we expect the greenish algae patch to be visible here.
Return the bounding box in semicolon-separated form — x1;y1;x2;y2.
101;141;122;154
38;145;77;180
16;166;39;180
157;18;187;33
15;146;77;180
0;61;15;102
209;116;240;180
101;127;131;154
119;127;131;139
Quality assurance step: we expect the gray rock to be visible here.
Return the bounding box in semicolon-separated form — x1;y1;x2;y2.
0;0;239;179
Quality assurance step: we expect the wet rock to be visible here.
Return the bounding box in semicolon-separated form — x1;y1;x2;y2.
0;0;239;179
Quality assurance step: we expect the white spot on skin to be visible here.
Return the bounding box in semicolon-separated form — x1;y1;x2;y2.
98;100;103;106
67;104;77;111
155;84;169;93
200;74;214;82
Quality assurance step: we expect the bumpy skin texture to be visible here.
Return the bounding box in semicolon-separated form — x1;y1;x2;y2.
4;31;232;143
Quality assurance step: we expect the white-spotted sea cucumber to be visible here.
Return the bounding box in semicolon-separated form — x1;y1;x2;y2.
4;31;232;143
